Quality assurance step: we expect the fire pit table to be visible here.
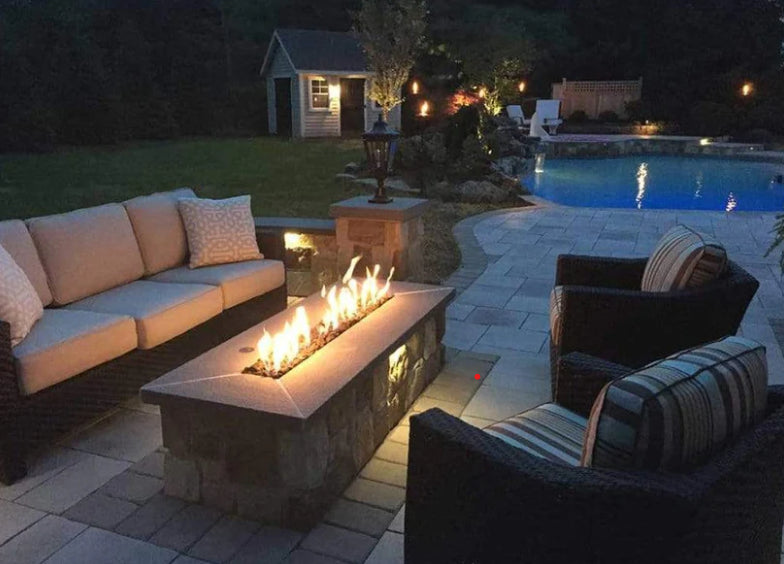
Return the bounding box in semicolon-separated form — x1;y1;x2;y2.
141;280;452;528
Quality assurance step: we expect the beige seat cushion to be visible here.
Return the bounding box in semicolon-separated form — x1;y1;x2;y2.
149;259;285;308
13;309;137;396
66;280;222;349
124;188;196;275
0;220;52;305
0;244;44;346
27;204;145;305
178;196;262;268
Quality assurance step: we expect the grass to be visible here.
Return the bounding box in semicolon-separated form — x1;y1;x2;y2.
0;137;367;220
0;136;524;282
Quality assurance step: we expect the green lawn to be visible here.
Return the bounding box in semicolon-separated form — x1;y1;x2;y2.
0;137;366;220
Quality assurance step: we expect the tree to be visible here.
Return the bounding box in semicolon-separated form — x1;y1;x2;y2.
354;0;426;120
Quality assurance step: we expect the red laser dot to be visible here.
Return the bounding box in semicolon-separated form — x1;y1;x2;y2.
474;374;481;380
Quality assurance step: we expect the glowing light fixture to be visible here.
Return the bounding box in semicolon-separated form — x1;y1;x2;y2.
362;116;399;204
411;80;420;95
328;83;341;100
741;82;753;97
478;87;487;99
699;138;711;146
418;100;430;117
517;81;526;93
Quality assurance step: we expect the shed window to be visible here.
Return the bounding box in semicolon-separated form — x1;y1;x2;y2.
310;78;329;110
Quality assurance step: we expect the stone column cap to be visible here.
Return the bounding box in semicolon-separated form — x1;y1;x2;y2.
329;196;431;222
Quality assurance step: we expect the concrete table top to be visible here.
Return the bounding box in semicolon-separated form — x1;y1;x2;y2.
141;281;453;421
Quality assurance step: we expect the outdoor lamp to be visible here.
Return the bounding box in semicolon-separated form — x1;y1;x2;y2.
362;116;399;204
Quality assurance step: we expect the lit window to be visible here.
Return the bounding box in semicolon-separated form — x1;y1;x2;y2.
310;78;329;109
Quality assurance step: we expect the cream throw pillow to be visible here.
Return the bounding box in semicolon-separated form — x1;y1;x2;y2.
178;195;262;269
0;243;43;346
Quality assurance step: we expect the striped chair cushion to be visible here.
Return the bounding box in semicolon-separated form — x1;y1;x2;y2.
484;403;586;466
549;286;564;345
641;225;727;292
582;336;768;471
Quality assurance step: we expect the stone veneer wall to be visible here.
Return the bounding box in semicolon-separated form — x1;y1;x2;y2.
161;313;443;529
335;216;424;282
542;138;766;159
285;233;340;297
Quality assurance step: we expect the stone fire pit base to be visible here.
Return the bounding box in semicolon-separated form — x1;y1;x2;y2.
142;282;451;529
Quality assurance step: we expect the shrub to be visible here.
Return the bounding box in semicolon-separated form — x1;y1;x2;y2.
444;105;481;159
625;99;653;123
688;101;736;136
569;110;588;123
598;110;620;123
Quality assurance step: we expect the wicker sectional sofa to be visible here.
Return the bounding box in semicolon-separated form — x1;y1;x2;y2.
0;189;288;483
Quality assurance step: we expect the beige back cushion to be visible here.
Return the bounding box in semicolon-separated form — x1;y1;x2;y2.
178;196;262;269
0;220;52;305
124;187;196;275
28;204;145;305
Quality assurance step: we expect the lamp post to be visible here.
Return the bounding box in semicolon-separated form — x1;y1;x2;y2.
362;115;399;204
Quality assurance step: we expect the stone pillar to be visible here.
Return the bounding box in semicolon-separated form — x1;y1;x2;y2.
329;196;430;281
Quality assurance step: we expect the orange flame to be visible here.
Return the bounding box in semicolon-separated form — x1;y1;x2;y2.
256;257;394;374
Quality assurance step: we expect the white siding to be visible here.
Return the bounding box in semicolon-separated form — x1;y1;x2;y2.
265;43;296;135
301;74;341;137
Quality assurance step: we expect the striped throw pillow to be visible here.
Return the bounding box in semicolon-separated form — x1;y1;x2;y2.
582;336;768;471
641;225;727;292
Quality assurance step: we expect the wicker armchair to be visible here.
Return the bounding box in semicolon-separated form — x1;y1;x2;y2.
406;354;784;564
550;255;759;387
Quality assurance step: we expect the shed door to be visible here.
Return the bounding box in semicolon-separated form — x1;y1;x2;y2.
274;78;292;137
340;78;366;135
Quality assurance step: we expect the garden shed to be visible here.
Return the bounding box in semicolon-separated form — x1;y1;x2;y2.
260;28;401;138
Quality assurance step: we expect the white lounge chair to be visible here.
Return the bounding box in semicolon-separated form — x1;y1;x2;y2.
506;105;531;132
535;99;563;135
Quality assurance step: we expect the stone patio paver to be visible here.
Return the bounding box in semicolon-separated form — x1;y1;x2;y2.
300;524;376;563
0;500;45;545
0;515;85;564
63;491;138;529
43;527;178;564
373;442;408;466
227;526;301;564
286;549;344;563
364;531;404;564
343;479;405;512
99;470;163;503
324;499;395;538
187;515;259;563
149;504;222;552
16;454;130;514
115;493;187;540
388;506;404;534
64;408;162;463
359;459;407;489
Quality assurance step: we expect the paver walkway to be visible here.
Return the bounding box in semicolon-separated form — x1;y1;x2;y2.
2;202;784;563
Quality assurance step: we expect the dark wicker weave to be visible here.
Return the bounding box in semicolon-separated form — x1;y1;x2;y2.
406;367;784;563
550;255;759;388
0;228;288;484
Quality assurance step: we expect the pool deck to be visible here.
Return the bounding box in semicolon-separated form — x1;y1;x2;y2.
444;202;784;388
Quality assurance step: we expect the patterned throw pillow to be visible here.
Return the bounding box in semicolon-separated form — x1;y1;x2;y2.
178;196;262;269
0;243;44;346
582;336;768;471
641;225;727;292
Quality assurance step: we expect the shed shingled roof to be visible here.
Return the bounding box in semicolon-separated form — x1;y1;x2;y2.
272;29;368;73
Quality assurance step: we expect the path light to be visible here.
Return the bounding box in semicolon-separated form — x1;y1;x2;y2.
478;87;487;99
411;80;420;95
741;82;753;97
418;100;430;117
518;81;526;93
362;116;399;204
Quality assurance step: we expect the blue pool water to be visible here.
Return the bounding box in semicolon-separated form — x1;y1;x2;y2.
526;156;784;211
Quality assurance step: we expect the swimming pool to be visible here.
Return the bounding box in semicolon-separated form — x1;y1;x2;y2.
526;155;784;212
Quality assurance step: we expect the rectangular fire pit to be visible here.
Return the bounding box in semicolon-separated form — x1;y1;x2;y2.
141;281;452;528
